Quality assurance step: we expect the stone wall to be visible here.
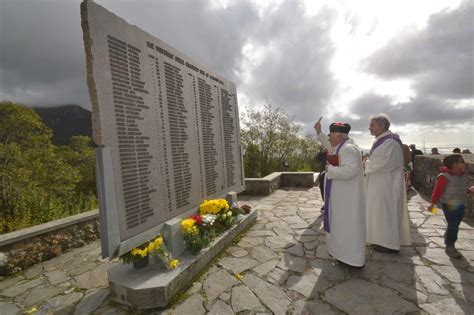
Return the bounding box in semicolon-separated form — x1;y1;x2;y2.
242;172;314;195
0;211;99;275
413;154;474;217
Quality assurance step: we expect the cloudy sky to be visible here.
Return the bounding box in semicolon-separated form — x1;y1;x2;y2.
1;0;472;150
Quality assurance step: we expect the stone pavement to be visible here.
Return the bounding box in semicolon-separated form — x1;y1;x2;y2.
1;187;473;314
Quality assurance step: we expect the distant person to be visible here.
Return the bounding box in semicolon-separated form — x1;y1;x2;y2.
314;119;366;268
428;154;474;258
453;148;461;153
364;114;411;253
409;144;423;182
431;147;439;155
401;144;413;189
462;149;471;154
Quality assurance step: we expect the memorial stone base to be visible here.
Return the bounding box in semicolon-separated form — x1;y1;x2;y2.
107;209;257;309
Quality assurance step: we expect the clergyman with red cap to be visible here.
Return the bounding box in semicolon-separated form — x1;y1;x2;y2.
314;118;366;268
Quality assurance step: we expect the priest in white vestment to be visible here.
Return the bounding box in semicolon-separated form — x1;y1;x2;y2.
314;120;366;267
365;114;411;253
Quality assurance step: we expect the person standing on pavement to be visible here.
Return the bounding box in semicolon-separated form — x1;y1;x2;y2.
364;114;411;253
314;119;366;267
428;154;473;258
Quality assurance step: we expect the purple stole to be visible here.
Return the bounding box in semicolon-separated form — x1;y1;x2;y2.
370;133;402;156
323;138;349;233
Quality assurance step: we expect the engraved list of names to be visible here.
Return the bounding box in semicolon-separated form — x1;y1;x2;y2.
82;1;244;242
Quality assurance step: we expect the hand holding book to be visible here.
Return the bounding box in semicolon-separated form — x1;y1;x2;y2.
326;154;339;166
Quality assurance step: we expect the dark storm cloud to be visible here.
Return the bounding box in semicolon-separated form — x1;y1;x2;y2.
0;1;90;106
336;92;474;133
363;0;474;100
244;1;338;126
97;0;259;84
0;0;259;108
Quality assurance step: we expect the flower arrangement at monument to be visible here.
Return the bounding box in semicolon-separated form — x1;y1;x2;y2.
120;235;180;270
181;199;252;253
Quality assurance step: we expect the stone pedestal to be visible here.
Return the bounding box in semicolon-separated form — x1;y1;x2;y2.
107;209;257;309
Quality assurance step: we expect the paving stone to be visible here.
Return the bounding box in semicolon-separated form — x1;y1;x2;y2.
273;228;294;236
277;253;307;273
415;266;450;295
173;294;205;315
218;292;230;302
252;259;279;276
187;282;202;295
246;230;276;237
380;277;428;304
436;265;474;284
324;279;419;314
241;273;291;315
266;268;289;285
69;262;97;276
420;297;474;314
208;300;233;315
227;246;248;258
239;236;264;246
303;240;319;250
73;288;109;315
24;264;44;280
285;274;319;298
309;259;346;282
45;270;69;285
73;265;108;289
290;222;311;229
1;278;44;298
231;285;263;312
0;301;20;315
455;239;474;251
284;243;304;257
251;246;278;262
265;220;288;228
315;244;331;260
382;262;415;284
297;235;318;243
0;275;25;291
264;236;294;249
203;269;238;302
450;283;474;302
289;299;335;315
22;285;66;307
218;257;259;275
358;261;383;281
40;291;83;314
92;305;129;315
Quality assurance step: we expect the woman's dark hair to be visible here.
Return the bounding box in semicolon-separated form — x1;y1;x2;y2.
442;154;464;169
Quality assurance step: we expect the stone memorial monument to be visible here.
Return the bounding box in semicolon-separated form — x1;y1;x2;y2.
81;0;254;309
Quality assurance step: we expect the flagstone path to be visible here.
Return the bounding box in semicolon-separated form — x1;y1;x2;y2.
1;187;473;314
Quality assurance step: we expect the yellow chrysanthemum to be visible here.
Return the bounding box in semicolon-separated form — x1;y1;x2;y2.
181;218;198;234
169;259;180;269
199;199;229;215
131;248;148;258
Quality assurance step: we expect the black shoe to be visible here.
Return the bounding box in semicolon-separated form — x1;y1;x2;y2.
372;245;399;254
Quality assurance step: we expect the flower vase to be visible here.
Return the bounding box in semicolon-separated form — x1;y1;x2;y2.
155;243;177;270
132;255;149;269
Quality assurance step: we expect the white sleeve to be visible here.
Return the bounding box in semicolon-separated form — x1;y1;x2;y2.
365;140;403;174
327;144;362;180
316;132;332;152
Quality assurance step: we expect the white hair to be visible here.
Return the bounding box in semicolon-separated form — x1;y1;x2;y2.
369;113;391;131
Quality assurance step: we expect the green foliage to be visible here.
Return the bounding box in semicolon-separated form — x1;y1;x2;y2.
240;104;320;177
0;101;97;234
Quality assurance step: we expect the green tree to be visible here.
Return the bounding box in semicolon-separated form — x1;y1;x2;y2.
0;101;96;233
240;104;320;177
